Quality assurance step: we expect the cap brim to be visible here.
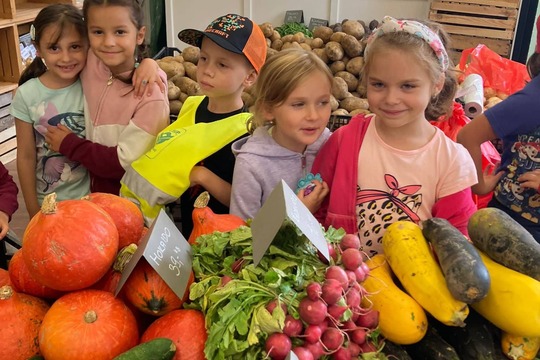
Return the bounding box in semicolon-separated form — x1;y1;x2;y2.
177;29;204;47
178;28;243;55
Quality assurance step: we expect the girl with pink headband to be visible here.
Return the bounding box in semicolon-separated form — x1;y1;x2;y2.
312;16;478;257
458;17;540;242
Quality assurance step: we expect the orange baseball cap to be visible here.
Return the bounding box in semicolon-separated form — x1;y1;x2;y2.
178;14;267;73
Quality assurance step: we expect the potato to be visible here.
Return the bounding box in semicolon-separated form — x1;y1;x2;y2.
485;96;503;109
169;100;183;115
496;91;509;100
341;34;362;58
271;39;283;51
158;60;185;79
335;71;359;91
183;62;198;81
484;87;497;99
342;20;365;39
311;38;324;49
179;92;189;103
266;38;272;47
330;31;347;43
281;42;294;50
281;34;294;43
356;81;367;98
168;85;181;101
340;97;369;112
312;26;334;43
266;47;279;58
292;32;306;44
329;61;346;74
259;22;274;38
332;76;349;100
300;43;312;52
312;48;329;63
182;46;200;64
173;55;184;63
332;109;350;116
346;56;364;75
270;30;281;42
160;56;177;62
350;108;372;116
175;76;201;96
325;41;344;62
330;95;340;111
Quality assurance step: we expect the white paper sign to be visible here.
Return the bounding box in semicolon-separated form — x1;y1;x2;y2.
116;209;192;299
286;351;299;360
251;180;329;266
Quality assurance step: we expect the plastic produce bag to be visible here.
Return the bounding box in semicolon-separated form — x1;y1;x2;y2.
458;44;530;95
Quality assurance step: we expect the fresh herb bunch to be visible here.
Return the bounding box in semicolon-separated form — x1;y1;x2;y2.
187;223;344;359
275;22;313;37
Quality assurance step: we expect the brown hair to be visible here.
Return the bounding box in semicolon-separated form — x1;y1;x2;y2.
247;48;333;132
83;0;148;69
361;19;457;120
19;4;86;86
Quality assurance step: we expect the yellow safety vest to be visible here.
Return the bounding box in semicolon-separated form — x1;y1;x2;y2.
120;96;251;225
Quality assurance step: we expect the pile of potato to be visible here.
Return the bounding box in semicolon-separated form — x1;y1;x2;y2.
158;19;379;116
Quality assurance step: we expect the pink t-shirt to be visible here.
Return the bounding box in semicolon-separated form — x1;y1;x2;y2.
356;120;477;256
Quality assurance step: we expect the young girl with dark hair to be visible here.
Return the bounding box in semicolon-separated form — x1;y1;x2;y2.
11;4;90;218
45;0;169;196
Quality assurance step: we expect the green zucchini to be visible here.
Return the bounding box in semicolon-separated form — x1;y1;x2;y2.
113;338;176;360
404;326;460;360
27;356;45;360
431;310;507;360
468;207;540;281
422;217;490;303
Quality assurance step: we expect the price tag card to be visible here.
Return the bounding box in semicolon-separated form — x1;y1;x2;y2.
116;209;192;299
286;351;299;360
308;17;329;31
251;180;329;266
284;10;304;24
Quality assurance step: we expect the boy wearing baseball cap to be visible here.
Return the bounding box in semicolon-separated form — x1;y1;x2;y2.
120;14;267;235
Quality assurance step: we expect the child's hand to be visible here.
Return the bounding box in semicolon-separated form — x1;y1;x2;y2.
297;180;329;214
0;211;9;240
45;124;72;152
518;169;540;192
133;58;166;98
474;163;504;195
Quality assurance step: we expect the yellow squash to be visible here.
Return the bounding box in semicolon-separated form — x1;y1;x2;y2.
472;252;540;337
382;221;469;326
501;332;540;360
362;254;428;344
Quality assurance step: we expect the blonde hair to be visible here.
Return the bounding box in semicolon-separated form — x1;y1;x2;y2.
362;20;457;120
248;48;333;132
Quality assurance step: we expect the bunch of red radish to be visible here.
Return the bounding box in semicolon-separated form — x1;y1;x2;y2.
265;234;380;360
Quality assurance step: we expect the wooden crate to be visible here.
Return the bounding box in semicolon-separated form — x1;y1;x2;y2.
429;0;520;64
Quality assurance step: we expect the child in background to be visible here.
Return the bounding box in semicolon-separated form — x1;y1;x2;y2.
457;17;540;241
312;16;478;258
0;162;18;240
230;48;331;220
45;0;169;196
11;4;90;218
120;14;267;235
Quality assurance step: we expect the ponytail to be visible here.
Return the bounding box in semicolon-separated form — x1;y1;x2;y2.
18;57;47;86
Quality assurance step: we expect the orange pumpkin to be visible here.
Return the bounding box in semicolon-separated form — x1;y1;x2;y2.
0;268;11;286
83;192;145;248
124;259;194;316
8;249;64;299
0;285;50;360
22;193;119;291
141;309;207;360
188;191;246;244
39;289;139;360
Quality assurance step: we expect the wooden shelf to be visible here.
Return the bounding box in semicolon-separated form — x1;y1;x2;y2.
0;82;17;94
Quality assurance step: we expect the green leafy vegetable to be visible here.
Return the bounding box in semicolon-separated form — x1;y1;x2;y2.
275;22;313;37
